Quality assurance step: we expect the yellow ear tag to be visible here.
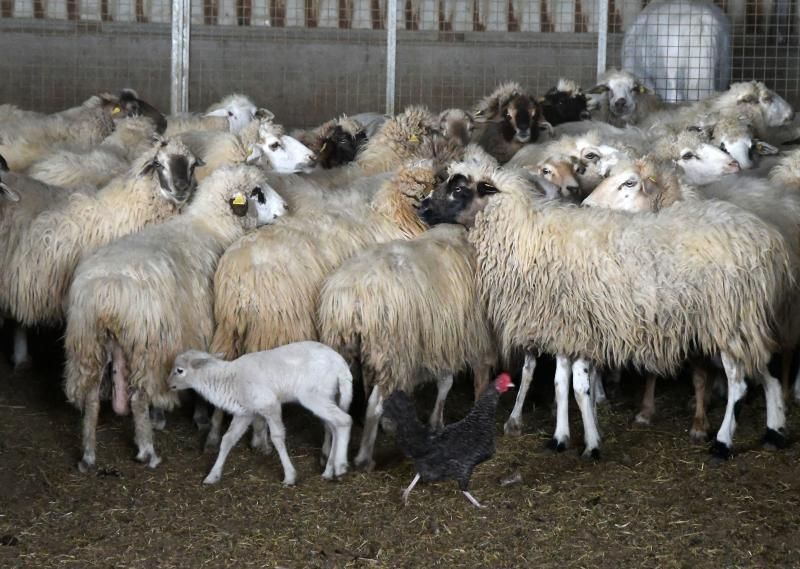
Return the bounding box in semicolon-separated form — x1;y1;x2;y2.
647;176;657;183
232;194;247;206
408;134;419;143
112;105;121;115
320;142;328;152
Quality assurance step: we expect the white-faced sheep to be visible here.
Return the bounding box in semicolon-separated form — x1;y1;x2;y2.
164;94;258;136
168;343;352;485
64;165;286;472
622;0;731;103
25;117;160;189
472;82;550;163
6;137;200;331
420;164;792;458
588;69;665;127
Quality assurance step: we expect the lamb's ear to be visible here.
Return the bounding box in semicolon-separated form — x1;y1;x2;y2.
0;180;20;203
477;181;499;196
754;140;779;155
189;357;214;369
229;192;249;217
205;108;229;118
587;84;609;95
538;120;554;137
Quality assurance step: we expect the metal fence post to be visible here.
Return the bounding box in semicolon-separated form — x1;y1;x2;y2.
386;0;398;116
171;0;191;115
596;0;609;80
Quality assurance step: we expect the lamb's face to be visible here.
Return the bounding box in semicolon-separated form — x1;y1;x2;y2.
167;350;210;391
255;125;316;173
533;156;582;202
501;95;543;144
590;73;646;119
754;86;793;127
418;172;499;228
583;167;658;212
439;109;475;146
141;138;202;206
540;85;591;125
674;143;740;186
206;97;258;134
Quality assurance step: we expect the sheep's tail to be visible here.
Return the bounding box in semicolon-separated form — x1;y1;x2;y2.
337;369;353;414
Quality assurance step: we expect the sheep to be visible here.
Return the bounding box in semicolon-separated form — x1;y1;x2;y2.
538;79;591;126
204;149;465;449
471;82;550;163
419;163;793;458
25;117;160;189
168;343;352;485
438;108;475;147
622;0;731;104
349;112;389;139
588;69;665;127
64;165;286;472
317;223;496;470
164;94;257;137
291;115;367;170
6;137;201;331
647;130;741;186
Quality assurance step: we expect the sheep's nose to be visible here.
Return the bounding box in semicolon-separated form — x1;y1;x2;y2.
566;185;580;194
614;98;627;110
727;160;741;172
575;163;587;175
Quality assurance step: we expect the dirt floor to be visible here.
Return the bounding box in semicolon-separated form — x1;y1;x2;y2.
1;331;800;569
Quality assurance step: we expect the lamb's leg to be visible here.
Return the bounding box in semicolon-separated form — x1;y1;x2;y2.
131;389;161;468
572;358;601;459
263;406;297;486
689;363;711;443
250;415;272;455
321;423;333;468
429;373;453;431
758;370;787;449
78;382;101;472
204;407;225;452
204;413;253;484
712;351;747;459
12;325;31;369
548;355;572;451
299;393;353;479
504;352;536;436
402;472;420;505
634;374;657;425
354;385;383;472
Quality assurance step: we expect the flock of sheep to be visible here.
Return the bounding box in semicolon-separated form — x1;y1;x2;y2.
1;67;799;490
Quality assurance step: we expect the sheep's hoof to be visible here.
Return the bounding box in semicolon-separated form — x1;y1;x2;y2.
149;408;167;431
581;447;601;461
689;428;709;445
319;453;329;468
203;473;221;485
354;457;375;472
77;458;95;474
282;476;297;487
710;440;733;460
203;437;220;454
762;428;787;450
633;412;652;426
321;470;334;481
136;448;161;469
503;418;523;437
334;463;349;478
194;416;211;431
546;437;568;452
12;357;32;371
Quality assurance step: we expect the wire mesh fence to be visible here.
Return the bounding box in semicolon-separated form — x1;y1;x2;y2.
0;0;798;124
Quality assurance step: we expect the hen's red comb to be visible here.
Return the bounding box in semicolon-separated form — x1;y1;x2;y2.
495;372;514;393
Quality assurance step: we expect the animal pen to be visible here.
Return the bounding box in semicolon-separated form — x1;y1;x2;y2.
0;0;798;124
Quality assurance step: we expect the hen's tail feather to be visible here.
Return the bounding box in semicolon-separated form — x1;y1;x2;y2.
382;390;433;459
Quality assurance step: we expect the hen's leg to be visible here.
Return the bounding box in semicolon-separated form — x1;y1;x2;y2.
462;490;485;508
402;472;420;505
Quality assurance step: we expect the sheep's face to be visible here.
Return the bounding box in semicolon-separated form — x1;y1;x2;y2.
141;138;201;206
226;172;287;229
574;143;624;191
589;74;647;119
318;125;364;169
540;84;591;126
674;143;740;185
500;95;543;144
254;126;317;173
205;97;258;134
418;172;499;228
439;109;475;146
714;131;779;170
167;350;211;391
583;167;661;212
533;156;582;202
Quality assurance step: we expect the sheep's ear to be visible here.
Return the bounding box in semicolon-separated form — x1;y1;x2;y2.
0;180;20;203
634;83;650;94
255;108;275;121
587;84;609;95
140;157;159;177
642;175;660;196
195;157;206;167
738;94;758;104
205;108;229;118
754;140;779;155
189;357;214;369
538;120;554;137
229;192;249;217
477;181;499;196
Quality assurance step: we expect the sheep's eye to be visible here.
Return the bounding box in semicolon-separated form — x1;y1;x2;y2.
719;143;727;153
453;186;466;195
227;111;234;117
176;367;184;375
153;160;163;169
763;95;774;103
585;152;598;161
269;142;281;151
541;167;552;175
681;152;695;161
624;179;637;188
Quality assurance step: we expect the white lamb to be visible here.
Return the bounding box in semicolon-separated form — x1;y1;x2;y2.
168;343;353;486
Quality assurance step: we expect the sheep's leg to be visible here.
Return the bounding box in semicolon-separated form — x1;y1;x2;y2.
204;407;225;452
131;389;161;468
149;407;166;431
12;325;31;369
193;395;211;430
504;352;536;436
634;374;657;425
321;423;333;468
572;358;601;459
299;393;352;479
548;355;572;451
712;351;747;459
263;406;297;486
780;349;793;403
204;414;253;484
429;373;453;431
758;370;787;449
689;363;710;443
354;385;383;472
250;415;272;455
593;367;607;405
78;382;101;472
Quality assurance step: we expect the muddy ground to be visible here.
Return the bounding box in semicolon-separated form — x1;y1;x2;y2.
1;329;799;569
